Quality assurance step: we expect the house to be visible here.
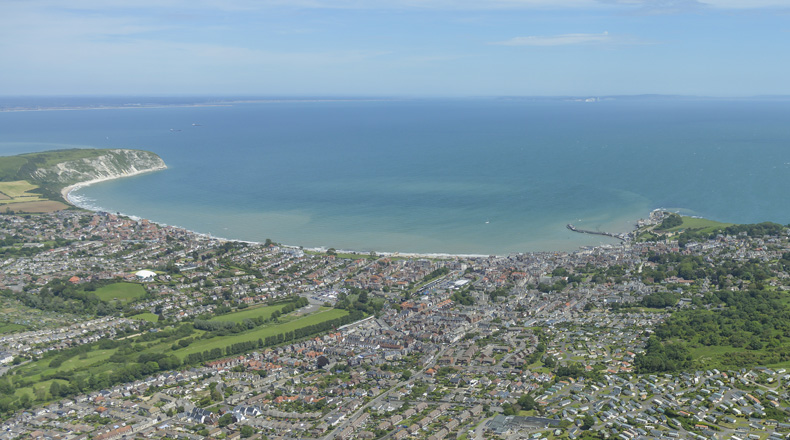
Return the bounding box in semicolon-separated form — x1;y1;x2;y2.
185;407;217;424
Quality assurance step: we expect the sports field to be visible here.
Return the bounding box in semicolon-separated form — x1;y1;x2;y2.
129;312;159;323
94;283;146;303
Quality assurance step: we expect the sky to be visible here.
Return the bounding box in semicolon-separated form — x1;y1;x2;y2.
1;0;789;97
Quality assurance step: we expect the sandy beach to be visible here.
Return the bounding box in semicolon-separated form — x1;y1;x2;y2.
61;165;168;205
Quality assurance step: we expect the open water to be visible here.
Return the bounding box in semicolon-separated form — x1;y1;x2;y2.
1;97;789;254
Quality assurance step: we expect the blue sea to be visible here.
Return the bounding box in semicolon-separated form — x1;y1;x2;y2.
1;97;789;254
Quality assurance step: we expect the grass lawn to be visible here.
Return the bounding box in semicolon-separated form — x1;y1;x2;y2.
175;308;349;360
665;216;733;234
209;302;295;324
17;347;119;384
130;312;159;323
94;282;146;303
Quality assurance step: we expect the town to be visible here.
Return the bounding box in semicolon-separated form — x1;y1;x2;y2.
1;209;790;440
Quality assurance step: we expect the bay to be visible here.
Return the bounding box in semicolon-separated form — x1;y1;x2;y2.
1;97;789;254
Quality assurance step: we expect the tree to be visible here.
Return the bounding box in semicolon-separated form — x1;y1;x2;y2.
582;415;595;430
240;425;255;438
517;394;536;411
218;413;233;427
19;393;31;409
49;381;61;398
211;389;223;402
656;213;683;230
316;355;330;369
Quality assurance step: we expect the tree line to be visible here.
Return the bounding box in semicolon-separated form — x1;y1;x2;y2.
4;277;136;316
0;307;363;415
183;309;363;365
193;297;310;334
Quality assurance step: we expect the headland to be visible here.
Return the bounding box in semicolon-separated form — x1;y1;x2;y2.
0;148;167;213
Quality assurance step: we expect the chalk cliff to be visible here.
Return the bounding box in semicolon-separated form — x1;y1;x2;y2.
29;149;167;186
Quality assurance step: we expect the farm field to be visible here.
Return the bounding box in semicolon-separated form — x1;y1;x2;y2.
0;181;41;199
0;180;67;212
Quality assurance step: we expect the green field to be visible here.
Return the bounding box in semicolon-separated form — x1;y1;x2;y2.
0;181;42;199
209;303;294;324
16;346;121;385
13;308;349;384
7;306;352;408
638;215;734;242
129;312;159;323
665;216;733;233
94;282;146;303
177;308;349;359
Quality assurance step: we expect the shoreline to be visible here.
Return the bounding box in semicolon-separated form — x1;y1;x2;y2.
64;194;633;260
61;165;168;204
62;169;638;260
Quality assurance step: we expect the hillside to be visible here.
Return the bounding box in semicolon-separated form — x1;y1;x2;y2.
0;149;166;212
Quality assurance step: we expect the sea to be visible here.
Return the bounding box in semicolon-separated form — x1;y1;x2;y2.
1;96;789;255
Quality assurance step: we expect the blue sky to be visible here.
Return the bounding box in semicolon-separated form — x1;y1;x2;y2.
1;0;789;97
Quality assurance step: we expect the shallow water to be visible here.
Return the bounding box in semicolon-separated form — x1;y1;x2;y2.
2;97;789;254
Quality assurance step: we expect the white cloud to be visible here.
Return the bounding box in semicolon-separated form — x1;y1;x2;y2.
699;0;790;8
0;0;618;13
3;0;786;16
492;32;614;46
600;0;790;9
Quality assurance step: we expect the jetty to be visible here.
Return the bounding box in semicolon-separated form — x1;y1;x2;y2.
566;224;627;241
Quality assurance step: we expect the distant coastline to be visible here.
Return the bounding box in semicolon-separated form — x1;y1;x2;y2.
0;98;397;113
0;104;231;113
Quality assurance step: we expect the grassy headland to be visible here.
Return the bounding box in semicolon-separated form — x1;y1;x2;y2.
637;212;734;242
0;148;166;212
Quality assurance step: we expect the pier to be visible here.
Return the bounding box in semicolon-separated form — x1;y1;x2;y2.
566;224;627;241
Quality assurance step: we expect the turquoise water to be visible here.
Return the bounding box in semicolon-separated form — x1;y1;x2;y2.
1;97;789;254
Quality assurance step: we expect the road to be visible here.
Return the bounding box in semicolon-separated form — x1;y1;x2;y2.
321;344;451;440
